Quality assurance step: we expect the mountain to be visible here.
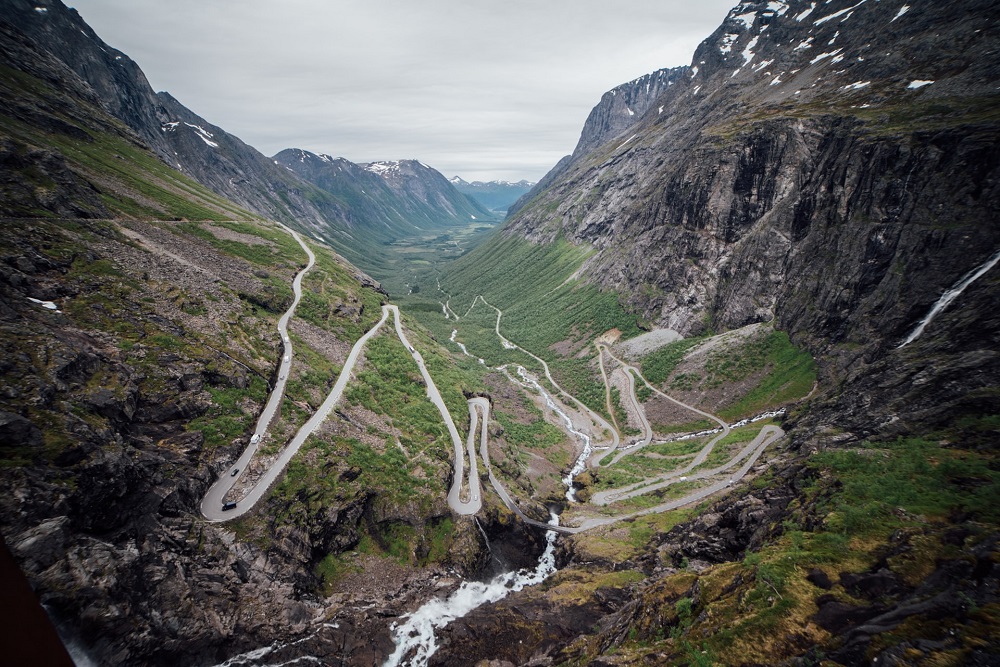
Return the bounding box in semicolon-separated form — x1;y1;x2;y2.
506;67;685;218
275;150;495;236
462;0;1000;434
429;0;1000;662
0;3;524;664
3;0;1000;665
1;0;363;235
449;176;536;214
0;0;491;277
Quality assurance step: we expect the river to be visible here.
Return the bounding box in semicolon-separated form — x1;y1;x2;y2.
382;515;559;667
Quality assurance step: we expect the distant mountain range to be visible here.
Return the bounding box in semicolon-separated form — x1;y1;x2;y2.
448;176;535;214
0;0;494;275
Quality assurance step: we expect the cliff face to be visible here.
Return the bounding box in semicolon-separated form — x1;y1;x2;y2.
502;0;1000;437
571;66;689;158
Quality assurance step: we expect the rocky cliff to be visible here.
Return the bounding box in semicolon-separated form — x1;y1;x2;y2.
425;2;1000;663
501;0;1000;438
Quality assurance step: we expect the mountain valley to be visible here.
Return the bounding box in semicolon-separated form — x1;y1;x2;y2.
1;1;998;666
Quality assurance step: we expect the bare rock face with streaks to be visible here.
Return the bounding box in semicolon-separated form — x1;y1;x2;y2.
504;0;1000;438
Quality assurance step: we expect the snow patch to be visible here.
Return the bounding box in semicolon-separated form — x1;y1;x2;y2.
626;106;634;116
814;0;866;25
741;35;760;65
691;66;699;78
890;4;909;22
907;79;934;89
795;36;815;51
161;121;179;132
34;6;47;13
365;161;401;176
809;48;843;64
770;74;784;85
732;11;758;29
615;134;637;150
766;1;789;16
183;122;218;148
795;2;816;20
27;297;59;311
843;80;871;90
719;33;740;54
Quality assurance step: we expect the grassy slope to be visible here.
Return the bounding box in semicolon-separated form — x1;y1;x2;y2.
0;53;493;579
557;425;1000;665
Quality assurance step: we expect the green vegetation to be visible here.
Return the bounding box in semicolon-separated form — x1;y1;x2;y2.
705;93;1000;144
639;337;705;385
346;333;456;459
297;245;385;339
639;328;815;421
494;409;566;452
176;221;304;267
188;379;269;451
569;428;999;665
810;437;1000;532
591;451;692;492
401;235;645;415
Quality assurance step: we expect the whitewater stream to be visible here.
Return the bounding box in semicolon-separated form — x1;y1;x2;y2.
514;366;594;502
377;331;598;666
382;515;559;667
379;357;584;665
898;247;1000;348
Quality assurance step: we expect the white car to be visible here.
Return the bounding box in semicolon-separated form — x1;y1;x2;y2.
679;476;687;481
250;433;261;445
283;355;289;362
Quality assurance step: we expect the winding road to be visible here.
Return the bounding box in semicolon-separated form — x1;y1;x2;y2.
200;229;782;532
202;300;481;521
201;226;315;521
388;305;480;515
466;295;619;451
447;295;783;532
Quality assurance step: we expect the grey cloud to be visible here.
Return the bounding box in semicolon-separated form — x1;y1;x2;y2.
69;0;736;181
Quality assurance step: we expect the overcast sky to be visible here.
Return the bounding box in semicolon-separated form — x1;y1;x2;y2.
68;0;736;182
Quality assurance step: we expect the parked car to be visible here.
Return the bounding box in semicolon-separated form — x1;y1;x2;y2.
230;467;239;477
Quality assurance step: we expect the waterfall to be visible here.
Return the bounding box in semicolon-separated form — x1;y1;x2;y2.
474;517;492;554
383;515;559;667
899;249;1000;348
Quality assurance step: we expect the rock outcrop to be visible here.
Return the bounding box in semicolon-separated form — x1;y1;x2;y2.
499;0;1000;439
